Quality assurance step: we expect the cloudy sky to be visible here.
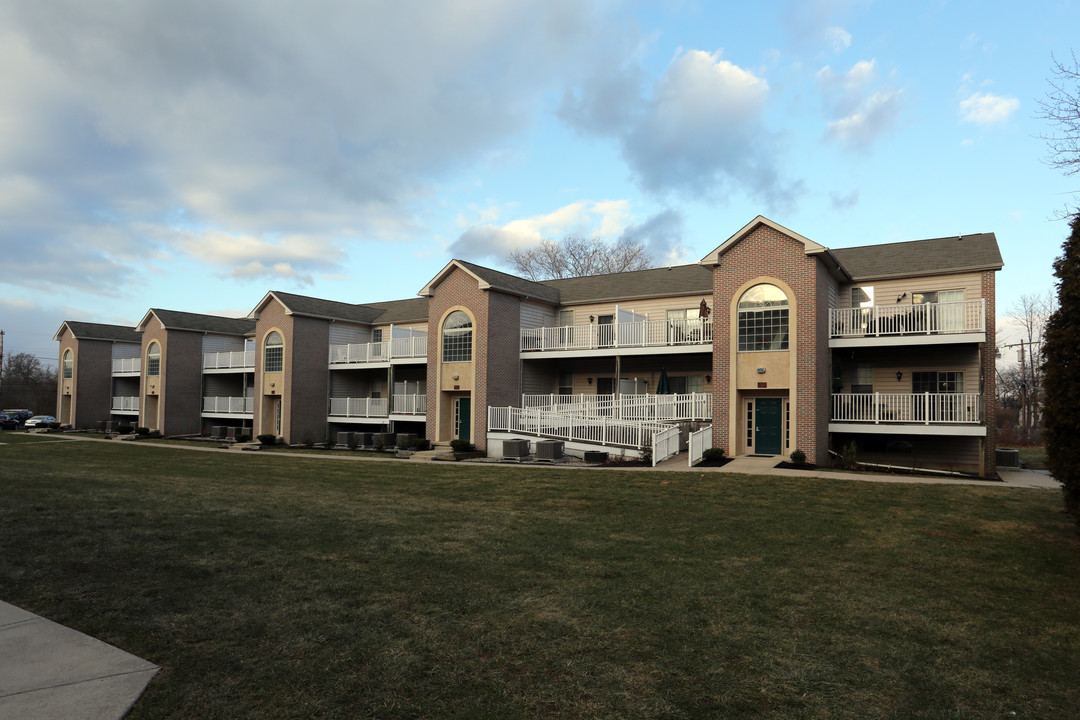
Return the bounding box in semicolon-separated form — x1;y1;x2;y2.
0;0;1074;365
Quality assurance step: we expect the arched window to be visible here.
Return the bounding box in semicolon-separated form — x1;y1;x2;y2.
738;284;789;351
442;311;472;362
264;331;284;372
62;350;73;379
146;342;161;376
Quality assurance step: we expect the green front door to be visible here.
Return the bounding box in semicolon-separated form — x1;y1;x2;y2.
755;398;783;455
455;397;471;442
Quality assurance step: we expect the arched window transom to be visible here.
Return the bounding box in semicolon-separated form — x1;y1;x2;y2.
264;331;284;372
442;311;473;363
146;342;161;376
62;350;73;379
737;284;789;352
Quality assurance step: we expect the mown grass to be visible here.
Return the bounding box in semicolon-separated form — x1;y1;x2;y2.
1;433;1078;719
1018;445;1048;470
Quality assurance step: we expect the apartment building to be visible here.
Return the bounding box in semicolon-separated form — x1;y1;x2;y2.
55;216;1003;476
54;321;142;428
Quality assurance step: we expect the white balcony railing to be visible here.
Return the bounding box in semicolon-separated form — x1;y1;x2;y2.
522;393;712;421
391;394;427;415
829;299;985;339
203;350;255;370
329;397;389;418
521;318;712;353
831;393;982;424
489;406;675;450
111;396;139;412
112;358;141;374
203;396;254;414
329;335;427;365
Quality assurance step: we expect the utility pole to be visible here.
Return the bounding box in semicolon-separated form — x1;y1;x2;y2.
1019;339;1028;445
0;329;5;407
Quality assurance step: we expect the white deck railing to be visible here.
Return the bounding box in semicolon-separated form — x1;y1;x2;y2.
522;393;712;421
688;425;713;466
203;350;255;370
203;396;254;414
829;299;985;339
111;396;139;412
521;318;712;353
112;358;141;374
329;336;427;365
652;425;681;466
832;393;982;424
489;406;675;449
329;397;390;418
391;394;427;415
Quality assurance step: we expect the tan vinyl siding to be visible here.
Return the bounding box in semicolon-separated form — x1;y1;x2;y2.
520;300;555;330
558;295;712;324
111;342;141;360
849;435;982;473
329;323;368;345
839;346;981;394
837;272;983;309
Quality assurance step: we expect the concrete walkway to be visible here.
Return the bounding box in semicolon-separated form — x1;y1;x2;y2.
0;602;158;720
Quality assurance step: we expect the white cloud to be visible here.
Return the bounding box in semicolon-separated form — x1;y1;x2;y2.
818;59;902;151
825;26;852;51
562;48;802;210
448;201;685;266
960;92;1020;125
825;90;903;150
0;0;631;291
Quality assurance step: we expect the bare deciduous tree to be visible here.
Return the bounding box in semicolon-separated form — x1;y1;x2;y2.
1037;51;1080;177
1;352;57;414
508;236;653;281
1005;291;1054;441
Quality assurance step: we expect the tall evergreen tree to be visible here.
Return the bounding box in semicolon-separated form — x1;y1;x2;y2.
1043;213;1080;520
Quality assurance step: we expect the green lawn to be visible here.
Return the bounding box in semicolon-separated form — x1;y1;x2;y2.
1;433;1077;719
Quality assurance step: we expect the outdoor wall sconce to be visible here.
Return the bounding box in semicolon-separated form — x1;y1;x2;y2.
756;367;766;374
897;292;907;303
589;315;595;322
705;375;711;383
896;371;903;381
587;377;593;384
452;375;459;381
270;382;275;387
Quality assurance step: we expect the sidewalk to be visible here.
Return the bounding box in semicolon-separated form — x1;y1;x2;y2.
0;602;158;720
655;451;1059;488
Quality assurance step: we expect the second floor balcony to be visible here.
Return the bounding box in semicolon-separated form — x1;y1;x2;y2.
521;318;712;355
204;350;255;371
829;299;986;346
112;358;141;375
831;392;984;435
329;335;428;366
111;396;139;413
203;396;254;415
329;394;426;419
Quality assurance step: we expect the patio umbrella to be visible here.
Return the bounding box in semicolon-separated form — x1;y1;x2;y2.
656;368;672;394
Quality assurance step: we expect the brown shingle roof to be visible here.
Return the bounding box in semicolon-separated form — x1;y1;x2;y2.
57;321;141;343
268;291;384;323
542;264;714;304
453;260;561;303
148;309;256;335
833;233;1003;281
365;297;429;324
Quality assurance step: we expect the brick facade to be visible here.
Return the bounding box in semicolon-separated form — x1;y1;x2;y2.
711;224;830;464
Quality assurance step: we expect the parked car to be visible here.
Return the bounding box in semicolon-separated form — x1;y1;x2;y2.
3;409;32;423
24;415;57;428
0;414;19;430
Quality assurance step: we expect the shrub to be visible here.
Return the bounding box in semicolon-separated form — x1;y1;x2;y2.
135;426;150;436
235;433;251;443
116;424;134;435
410;437;432;451
257;434;277;445
702;447;726;461
790;449;807;465
301;434;314;449
450;439;475;453
840;441;858;469
640;446;652;465
373;439;385;452
47;422;62;430
348;436;360;451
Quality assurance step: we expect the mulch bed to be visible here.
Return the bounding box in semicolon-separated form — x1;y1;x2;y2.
774;461;818;470
697;457;733;468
